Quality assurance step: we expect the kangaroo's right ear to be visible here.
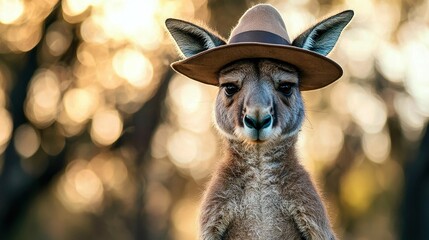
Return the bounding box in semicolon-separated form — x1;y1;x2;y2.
165;18;226;58
292;10;354;56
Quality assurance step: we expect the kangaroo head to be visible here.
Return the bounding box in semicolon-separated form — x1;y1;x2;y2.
215;59;303;143
165;8;353;143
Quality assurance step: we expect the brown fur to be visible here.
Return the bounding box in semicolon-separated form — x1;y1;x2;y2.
165;7;353;238
199;59;335;240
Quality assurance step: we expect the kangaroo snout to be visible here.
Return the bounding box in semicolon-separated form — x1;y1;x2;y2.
243;114;272;130
242;104;274;142
240;81;276;142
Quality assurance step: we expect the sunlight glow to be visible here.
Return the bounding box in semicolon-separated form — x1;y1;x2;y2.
403;39;429;115
76;43;102;67
98;0;161;49
145;182;172;220
165;127;216;180
80;16;108;44
90;109;123;146
176;106;212;134
339;29;376;79
305;116;344;163
394;94;426;141
279;10;314;38
5;24;43;52
26;69;61;127
0;108;13;154
46;22;72;56
376;42;405;83
14;124;40;158
172;198;198;240
63;88;99;123
1;0;427;239
347;85;387;134
57;159;104;212
74;169;103;201
167;130;198;168
340;163;377;215
177;82;203;113
362;131;391;164
89;154;128;190
0;89;5;108
0;0;24;24
168;75;215;134
62;0;93;16
151;124;171;159
112;48;153;88
345;0;374;23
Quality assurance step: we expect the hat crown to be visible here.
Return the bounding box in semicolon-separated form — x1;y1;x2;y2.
229;4;290;43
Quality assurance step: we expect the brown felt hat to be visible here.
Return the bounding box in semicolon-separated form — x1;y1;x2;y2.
171;4;344;91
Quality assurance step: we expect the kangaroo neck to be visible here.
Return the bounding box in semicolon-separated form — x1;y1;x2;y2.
226;136;298;167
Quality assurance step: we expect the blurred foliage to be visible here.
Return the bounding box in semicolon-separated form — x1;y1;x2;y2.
0;0;428;240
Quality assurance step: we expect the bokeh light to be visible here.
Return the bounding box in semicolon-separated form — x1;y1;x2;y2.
0;0;24;24
89;154;128;190
25;69;61;127
62;0;93;17
56;159;104;212
362;130;391;164
144;182;172;226
346;85;387;134
13;124;40;158
45;21;73;57
0;108;13;154
172;198;199;240
1;0;428;239
63;88;98;124
302;115;344;165
90;109;123;146
112;48;153;88
340;161;377;215
167;130;198;168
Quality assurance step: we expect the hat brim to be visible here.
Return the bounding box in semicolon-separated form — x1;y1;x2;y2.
171;43;343;91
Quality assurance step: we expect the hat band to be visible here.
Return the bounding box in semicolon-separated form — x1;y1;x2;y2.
229;30;290;45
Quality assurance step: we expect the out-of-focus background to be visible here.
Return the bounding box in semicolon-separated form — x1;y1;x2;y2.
0;0;428;239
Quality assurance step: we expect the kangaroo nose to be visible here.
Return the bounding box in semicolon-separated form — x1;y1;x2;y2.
244;114;272;130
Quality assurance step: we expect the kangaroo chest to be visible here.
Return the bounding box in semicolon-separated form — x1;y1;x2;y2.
224;158;303;239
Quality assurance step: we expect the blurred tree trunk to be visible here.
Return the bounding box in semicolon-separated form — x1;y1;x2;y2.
130;68;174;240
0;6;62;238
0;42;39;240
402;125;429;240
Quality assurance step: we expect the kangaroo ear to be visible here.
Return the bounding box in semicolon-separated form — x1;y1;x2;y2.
292;10;354;56
165;18;226;58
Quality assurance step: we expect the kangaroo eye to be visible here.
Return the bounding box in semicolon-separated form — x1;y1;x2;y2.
223;83;239;97
278;82;295;96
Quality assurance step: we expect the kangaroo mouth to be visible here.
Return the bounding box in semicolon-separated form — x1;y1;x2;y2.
241;126;275;143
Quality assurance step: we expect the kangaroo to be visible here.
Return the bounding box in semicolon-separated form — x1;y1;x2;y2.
166;4;353;240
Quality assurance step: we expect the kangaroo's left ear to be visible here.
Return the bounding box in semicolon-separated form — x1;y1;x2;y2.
292;10;354;56
165;18;226;58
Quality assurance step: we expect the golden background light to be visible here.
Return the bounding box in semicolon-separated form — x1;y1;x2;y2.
90;109;123;146
13;124;40;158
89;155;128;190
56;159;104;212
0;108;13;154
0;0;24;24
63;88;99;124
112;48;153;88
0;0;428;239
25;69;61;127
